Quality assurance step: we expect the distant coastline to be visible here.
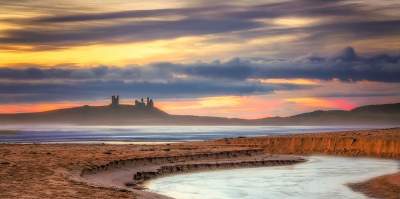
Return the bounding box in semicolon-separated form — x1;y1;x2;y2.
0;130;19;135
0;96;399;126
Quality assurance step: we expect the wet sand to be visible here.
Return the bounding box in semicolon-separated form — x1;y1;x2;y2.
349;172;400;199
0;127;399;199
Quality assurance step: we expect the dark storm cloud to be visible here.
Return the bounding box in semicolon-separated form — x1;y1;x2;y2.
0;0;399;48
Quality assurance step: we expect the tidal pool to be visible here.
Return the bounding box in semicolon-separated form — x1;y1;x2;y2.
147;156;399;199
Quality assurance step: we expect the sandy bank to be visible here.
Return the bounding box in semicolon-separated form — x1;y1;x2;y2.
79;149;305;191
210;128;400;159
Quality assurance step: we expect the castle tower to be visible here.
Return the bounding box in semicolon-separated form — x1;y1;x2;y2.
111;95;119;107
134;98;146;108
147;98;154;108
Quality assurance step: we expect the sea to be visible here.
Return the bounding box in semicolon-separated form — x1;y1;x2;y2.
0;125;383;144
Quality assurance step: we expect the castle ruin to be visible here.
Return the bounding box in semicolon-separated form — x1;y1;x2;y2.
111;95;119;107
111;95;154;109
134;97;154;109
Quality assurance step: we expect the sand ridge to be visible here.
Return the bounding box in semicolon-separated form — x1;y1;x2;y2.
79;149;305;192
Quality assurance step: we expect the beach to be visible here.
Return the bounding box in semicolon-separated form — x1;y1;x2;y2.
0;128;399;199
349;172;400;199
1;0;398;198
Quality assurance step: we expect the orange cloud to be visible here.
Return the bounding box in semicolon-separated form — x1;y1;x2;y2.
255;78;319;85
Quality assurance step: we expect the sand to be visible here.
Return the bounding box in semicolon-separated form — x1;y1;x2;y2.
349;172;400;199
0;127;399;199
1;144;291;199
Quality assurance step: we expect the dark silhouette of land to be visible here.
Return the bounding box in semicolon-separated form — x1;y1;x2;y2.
0;96;399;125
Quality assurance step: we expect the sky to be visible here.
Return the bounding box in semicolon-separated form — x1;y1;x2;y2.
0;0;399;118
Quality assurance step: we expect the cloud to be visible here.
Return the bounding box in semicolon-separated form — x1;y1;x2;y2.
178;47;400;82
0;47;398;103
0;0;399;50
25;0;365;23
0;79;307;103
0;47;399;82
0;18;262;46
30;6;226;23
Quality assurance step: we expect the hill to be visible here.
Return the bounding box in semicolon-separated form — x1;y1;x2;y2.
0;101;399;125
258;103;400;125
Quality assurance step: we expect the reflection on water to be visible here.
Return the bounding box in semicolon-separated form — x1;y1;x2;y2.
147;156;399;199
0;125;372;143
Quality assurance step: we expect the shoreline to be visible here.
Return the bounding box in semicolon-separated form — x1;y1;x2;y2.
0;127;399;199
